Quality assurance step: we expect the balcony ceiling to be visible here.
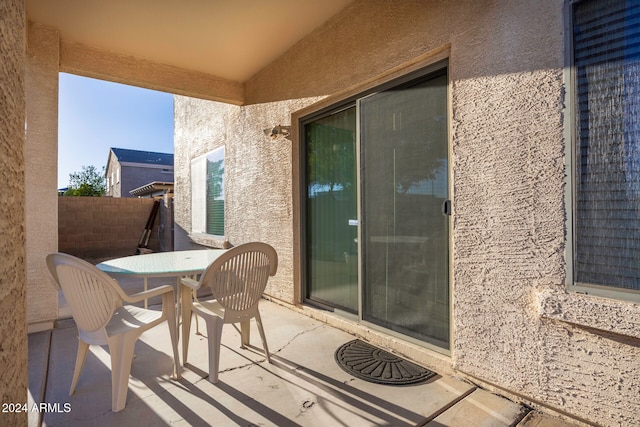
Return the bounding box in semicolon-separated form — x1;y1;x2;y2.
26;0;354;82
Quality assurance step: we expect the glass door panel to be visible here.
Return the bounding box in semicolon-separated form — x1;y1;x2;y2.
360;70;450;348
305;106;358;312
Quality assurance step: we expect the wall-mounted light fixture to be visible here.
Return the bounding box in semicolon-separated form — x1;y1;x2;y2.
263;125;291;140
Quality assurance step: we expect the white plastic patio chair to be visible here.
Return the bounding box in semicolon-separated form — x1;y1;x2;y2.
46;252;181;412
180;242;278;383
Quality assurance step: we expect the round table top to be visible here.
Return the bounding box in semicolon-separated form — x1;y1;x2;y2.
96;249;227;277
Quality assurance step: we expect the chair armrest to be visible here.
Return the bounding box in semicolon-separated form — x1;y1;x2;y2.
121;284;175;304
180;277;200;291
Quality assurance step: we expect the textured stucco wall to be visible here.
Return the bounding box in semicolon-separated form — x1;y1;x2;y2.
245;0;451;104
25;23;60;328
0;0;28;424
174;96;322;302
174;1;638;425
61;41;244;105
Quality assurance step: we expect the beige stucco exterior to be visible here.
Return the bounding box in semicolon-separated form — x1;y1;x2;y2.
60;41;245;105
20;20;247;332
0;0;27;424
25;22;60;331
173;1;640;426
2;1;636;426
174;96;324;302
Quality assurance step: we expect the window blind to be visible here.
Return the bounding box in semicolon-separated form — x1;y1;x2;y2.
573;0;640;290
206;148;225;236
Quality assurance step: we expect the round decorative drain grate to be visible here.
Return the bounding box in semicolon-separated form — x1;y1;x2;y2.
335;339;436;386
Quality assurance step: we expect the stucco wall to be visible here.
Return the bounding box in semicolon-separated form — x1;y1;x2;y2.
174;96;322;302
25;23;60;329
0;0;27;424
175;1;640;425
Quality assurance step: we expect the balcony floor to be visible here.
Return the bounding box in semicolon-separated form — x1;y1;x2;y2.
29;295;573;426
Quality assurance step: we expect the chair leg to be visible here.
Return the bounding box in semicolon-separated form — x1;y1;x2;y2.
255;311;271;363
164;292;181;380
194;313;200;335
181;285;193;364
205;316;224;383
69;339;90;396
193;289;200;335
108;334;137;412
240;319;250;348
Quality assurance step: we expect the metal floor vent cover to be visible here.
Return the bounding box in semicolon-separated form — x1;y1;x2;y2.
335;339;436;386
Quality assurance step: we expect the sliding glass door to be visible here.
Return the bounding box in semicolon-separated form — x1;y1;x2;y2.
304;64;450;350
305;106;358;312
360;70;449;348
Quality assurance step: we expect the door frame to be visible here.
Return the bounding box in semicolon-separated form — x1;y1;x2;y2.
291;47;453;354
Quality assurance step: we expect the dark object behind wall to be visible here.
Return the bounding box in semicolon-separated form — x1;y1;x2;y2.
136;200;160;254
158;194;174;252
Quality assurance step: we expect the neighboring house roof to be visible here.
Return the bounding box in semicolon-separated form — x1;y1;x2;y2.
110;147;174;167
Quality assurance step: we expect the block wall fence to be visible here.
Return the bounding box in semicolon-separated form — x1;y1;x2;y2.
58;197;162;259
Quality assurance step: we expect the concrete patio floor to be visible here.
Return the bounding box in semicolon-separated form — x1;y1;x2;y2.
28;280;578;427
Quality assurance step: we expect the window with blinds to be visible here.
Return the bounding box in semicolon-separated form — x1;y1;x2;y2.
191;146;225;236
572;0;640;291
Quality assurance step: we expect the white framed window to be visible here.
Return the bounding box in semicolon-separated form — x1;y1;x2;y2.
191;146;225;236
568;0;640;298
116;167;120;183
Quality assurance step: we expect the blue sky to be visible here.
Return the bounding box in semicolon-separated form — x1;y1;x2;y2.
58;73;174;188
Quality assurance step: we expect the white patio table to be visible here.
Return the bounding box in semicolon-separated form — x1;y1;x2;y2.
96;249;227;309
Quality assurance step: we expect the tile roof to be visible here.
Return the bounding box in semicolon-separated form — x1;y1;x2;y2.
111;147;173;166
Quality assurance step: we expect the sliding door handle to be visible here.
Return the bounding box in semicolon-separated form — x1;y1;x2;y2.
442;200;452;216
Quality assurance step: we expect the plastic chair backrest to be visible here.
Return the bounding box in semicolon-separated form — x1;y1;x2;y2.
200;242;278;312
46;253;120;333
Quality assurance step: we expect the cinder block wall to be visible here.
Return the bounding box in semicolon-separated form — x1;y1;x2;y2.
58;197;160;259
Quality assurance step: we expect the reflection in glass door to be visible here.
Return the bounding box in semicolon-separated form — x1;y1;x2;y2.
305;107;358;312
304;64;450;350
360;70;449;349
